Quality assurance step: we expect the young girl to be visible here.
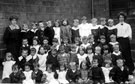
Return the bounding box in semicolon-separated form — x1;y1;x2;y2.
77;47;87;68
51;38;60;51
30;22;38;39
101;60;113;83
30;37;40;55
60;19;72;43
57;64;69;84
43;64;55;83
53;20;61;45
71;19;80;43
86;46;94;68
37;46;48;72
109;34;119;47
78;61;93;84
2;52;16;80
42;37;51;51
102;45;112;61
23;63;36;84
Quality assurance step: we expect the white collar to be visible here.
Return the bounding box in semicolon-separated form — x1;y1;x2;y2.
72;26;79;30
113;51;121;56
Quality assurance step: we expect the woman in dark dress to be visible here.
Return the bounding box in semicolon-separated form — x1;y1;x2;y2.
116;12;134;74
3;16;21;62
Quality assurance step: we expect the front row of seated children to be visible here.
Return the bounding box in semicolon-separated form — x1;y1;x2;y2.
2;51;134;84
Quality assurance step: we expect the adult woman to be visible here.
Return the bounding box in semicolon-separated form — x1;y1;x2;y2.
3;16;21;62
115;12;134;74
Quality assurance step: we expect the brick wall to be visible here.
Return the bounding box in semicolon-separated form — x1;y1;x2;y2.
0;0;93;58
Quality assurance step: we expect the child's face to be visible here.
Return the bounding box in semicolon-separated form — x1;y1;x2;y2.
23;39;28;45
75;40;79;45
33;40;38;45
55;22;59;27
34;65;39;71
104;50;109;54
43;40;48;45
39;47;45;54
71;47;76;52
60;65;65;71
108;21;114;27
89;38;94;43
32;23;37;29
63;39;68;44
23;24;28;30
47;21;52;27
82;39;87;44
13;68;19;74
79;50;85;55
82;62;87;69
25;66;30;72
47;67;52;73
101;20;106;25
6;53;12;61
63;20;67;25
82;20;87;24
11;19;17;25
110;37;116;42
73;21;79;27
70;64;76;70
87;49;92;54
30;51;36;56
105;63;110;68
51;50;57;56
92;61;98;67
22;50;28;57
39;22;44;28
100;39;106;43
92;19;97;26
117;60;123;67
114;45;119;53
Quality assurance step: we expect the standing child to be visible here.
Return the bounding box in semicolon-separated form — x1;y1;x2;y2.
2;52;16;80
57;64;69;84
37;46;48;72
23;63;36;84
53;20;61;45
91;59;105;84
30;22;38;42
71;19;80;43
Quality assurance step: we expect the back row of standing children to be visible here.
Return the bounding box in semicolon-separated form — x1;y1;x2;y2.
2;12;134;84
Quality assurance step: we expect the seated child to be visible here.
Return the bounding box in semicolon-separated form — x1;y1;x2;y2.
80;36;90;49
91;59;105;84
109;59;129;84
10;64;25;83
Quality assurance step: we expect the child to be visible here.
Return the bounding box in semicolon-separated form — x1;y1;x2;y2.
46;49;59;71
21;23;32;45
53;20;61;45
109;59;129;84
111;44;123;66
37;46;48;72
109;34;119;48
77;47;87;68
21;38;30;51
66;62;79;84
18;48;32;70
74;37;81;53
91;59;105;84
99;18;108;42
86;46;94;68
102;45;112;61
98;35;107;49
71;19;80;43
30;37;40;55
61;37;71;53
101;60;113;83
60;19;72;43
2;52;16;80
10;64;25;83
44;20;55;45
33;63;43;83
43;64;55;83
80;36;90;49
107;19;117;40
93;46;103;67
78;61;93;84
23;63;36;84
129;69;135;84
91;18;100;43
57;45;70;68
30;22;38;40
57;64;69;84
51;38;60;51
42;37;51;51
79;16;91;38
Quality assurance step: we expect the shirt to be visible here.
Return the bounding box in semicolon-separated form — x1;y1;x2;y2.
116;22;132;39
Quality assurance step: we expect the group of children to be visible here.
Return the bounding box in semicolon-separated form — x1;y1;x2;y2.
2;15;134;84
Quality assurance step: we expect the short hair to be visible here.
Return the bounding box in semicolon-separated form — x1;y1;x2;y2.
110;34;117;39
82;36;88;41
9;16;18;21
100;17;106;22
117;12;127;20
12;64;19;70
100;35;106;39
81;16;87;20
33;63;40;67
30;48;36;53
43;36;49;41
108;19;114;23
